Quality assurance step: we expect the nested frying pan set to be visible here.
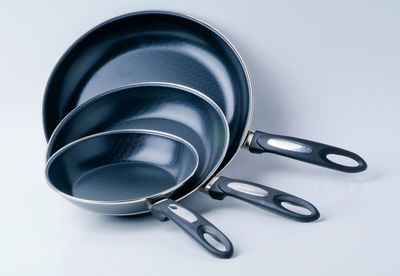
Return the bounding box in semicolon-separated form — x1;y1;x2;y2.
42;11;367;258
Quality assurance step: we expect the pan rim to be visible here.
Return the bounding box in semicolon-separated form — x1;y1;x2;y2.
45;129;200;206
47;81;229;159
46;82;230;214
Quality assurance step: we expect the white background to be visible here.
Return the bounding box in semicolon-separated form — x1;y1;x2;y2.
1;1;399;275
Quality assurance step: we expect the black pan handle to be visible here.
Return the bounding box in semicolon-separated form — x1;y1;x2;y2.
207;177;320;222
247;131;367;173
150;199;233;258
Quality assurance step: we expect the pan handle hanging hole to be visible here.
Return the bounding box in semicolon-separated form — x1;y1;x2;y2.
202;232;227;252
280;201;312;216
325;154;359;167
198;225;229;252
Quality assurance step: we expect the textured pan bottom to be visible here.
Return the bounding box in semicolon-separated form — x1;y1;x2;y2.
72;162;176;201
78;46;220;107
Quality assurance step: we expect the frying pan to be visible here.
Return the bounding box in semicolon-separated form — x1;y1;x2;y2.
42;11;367;174
47;83;320;222
46;129;234;258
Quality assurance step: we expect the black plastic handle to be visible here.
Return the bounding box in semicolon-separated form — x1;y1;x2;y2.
207;177;320;222
248;131;367;173
150;199;233;258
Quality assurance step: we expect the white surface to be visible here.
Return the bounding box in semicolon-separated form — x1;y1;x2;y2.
1;1;399;275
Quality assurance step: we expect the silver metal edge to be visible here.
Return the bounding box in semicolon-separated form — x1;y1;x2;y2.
242;130;255;150
45;129;199;207
45;82;230;214
203;176;220;192
47;81;229;160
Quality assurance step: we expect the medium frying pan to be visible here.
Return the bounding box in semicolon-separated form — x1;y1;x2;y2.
43;11;367;174
46;129;234;258
47;83;320;222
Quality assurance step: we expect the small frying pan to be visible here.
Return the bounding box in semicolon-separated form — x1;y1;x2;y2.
43;11;367;174
47;83;320;222
46;129;234;258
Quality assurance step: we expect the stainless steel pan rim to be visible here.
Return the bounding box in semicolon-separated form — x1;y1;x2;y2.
46;82;230;214
45;128;199;206
47;81;230;158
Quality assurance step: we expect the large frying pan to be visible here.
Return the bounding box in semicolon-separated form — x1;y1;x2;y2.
46;129;234;258
43;11;366;173
48;83;320;222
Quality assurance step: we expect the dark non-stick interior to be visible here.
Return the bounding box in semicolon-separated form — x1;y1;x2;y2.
47;83;229;200
47;131;198;202
43;11;251;172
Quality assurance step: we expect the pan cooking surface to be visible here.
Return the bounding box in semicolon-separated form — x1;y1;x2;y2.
47;131;198;206
73;162;176;201
78;42;222;107
47;84;229;202
43;12;251;173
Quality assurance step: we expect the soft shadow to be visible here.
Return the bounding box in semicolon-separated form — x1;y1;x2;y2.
77;211;156;234
180;190;285;222
179;190;241;214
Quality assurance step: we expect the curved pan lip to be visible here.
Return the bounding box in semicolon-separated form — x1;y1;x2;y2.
42;10;253;174
45;129;200;206
46;83;230;209
46;81;229;161
46;82;231;212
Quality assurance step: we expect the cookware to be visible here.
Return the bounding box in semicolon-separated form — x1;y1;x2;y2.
43;11;367;174
47;83;228;192
47;83;320;222
46;129;234;258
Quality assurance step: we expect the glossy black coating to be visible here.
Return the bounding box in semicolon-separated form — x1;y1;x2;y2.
43;11;251;172
249;131;367;173
151;199;234;258
208;177;320;222
47;83;229;202
46;130;198;214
